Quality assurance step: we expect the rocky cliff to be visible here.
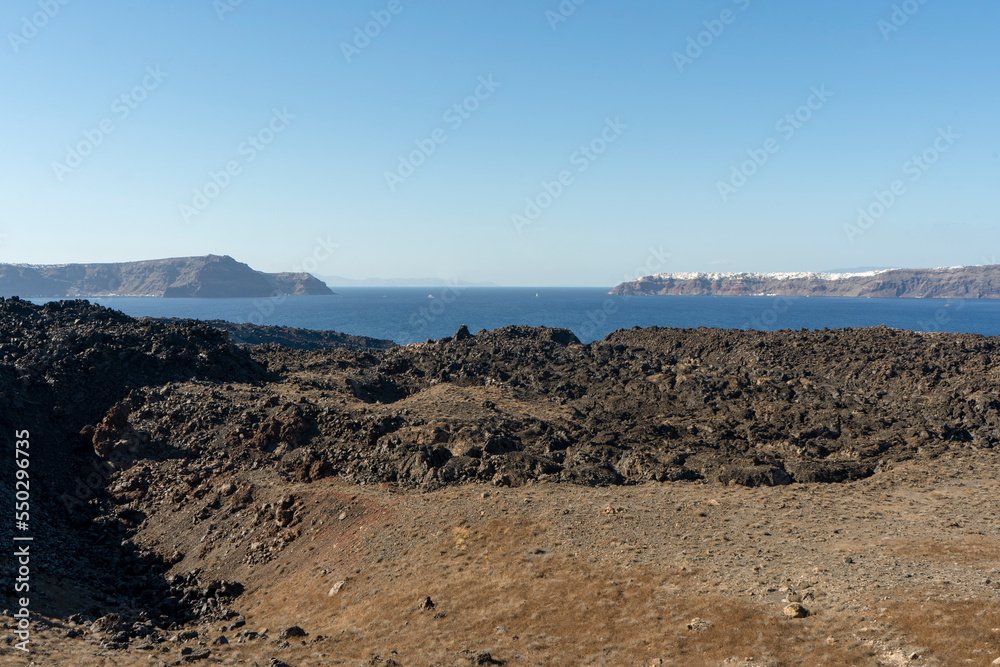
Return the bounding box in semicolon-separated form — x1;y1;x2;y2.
0;254;334;298
610;265;1000;299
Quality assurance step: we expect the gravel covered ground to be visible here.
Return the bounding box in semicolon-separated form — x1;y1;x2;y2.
2;297;1000;665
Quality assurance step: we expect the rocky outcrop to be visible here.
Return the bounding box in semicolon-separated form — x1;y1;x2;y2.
0;255;334;298
194;319;395;350
610;265;1000;299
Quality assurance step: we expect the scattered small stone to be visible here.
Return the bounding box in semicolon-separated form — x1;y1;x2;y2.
213;635;229;645
328;580;346;596
782;603;809;618
687;618;712;631
181;647;211;662
90;613;123;634
279;625;307;640
419;596;435;611
276;507;296;527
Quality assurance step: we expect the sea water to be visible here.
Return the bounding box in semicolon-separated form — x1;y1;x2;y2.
31;288;1000;345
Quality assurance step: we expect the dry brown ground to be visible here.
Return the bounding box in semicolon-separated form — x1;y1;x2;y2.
6;447;1000;666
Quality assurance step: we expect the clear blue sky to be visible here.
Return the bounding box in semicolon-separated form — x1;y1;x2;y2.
1;0;997;286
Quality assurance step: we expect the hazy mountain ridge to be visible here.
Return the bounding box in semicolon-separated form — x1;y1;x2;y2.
0;254;333;298
610;265;1000;299
318;275;499;287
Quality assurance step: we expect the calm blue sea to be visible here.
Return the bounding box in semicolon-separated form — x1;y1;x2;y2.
31;288;1000;345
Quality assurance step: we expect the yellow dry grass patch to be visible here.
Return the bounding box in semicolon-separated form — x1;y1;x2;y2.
883;598;1000;665
252;518;878;665
889;534;1000;565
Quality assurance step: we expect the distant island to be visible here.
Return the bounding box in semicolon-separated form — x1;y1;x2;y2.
0;254;333;298
610;265;1000;299
318;275;499;288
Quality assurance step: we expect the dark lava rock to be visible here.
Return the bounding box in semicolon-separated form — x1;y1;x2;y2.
209;322;1000;492
90;613;123;634
278;625;307;640
0;298;264;512
8;297;1000;642
717;464;792;487
189;319;395;351
181;647;211;662
784;460;874;484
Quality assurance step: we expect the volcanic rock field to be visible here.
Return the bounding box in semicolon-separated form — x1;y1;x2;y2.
3;297;1000;666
